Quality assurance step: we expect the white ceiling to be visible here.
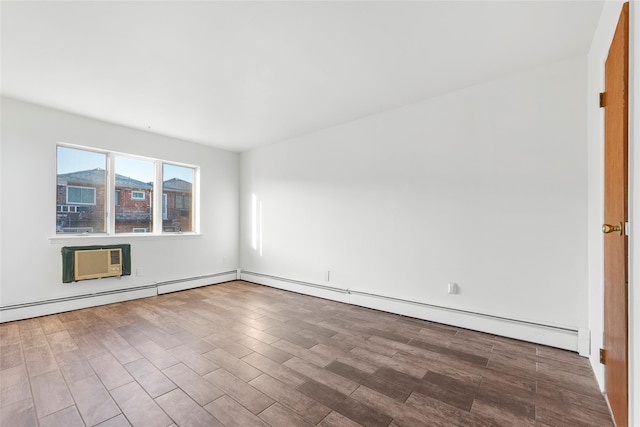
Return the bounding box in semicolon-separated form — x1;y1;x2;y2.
1;1;603;152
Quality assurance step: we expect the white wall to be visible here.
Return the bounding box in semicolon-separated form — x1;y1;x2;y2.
240;57;588;345
0;97;239;319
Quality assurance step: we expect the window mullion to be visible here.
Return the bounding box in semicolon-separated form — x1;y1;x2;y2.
107;152;116;235
153;161;163;234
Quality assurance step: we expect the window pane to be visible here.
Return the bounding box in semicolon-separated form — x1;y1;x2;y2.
162;164;194;232
115;156;154;233
56;146;106;233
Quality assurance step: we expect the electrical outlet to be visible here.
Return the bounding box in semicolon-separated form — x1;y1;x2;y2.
326;270;331;282
447;282;457;294
136;267;144;277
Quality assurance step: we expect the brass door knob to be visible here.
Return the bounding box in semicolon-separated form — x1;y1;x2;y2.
602;222;623;235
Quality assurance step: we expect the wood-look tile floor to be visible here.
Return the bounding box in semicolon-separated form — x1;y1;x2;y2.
0;280;613;427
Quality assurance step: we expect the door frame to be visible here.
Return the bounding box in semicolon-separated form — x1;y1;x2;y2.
627;1;638;423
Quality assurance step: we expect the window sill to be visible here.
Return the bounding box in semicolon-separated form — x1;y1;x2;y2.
49;232;202;245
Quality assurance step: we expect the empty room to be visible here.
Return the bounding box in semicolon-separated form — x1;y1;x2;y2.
0;1;638;426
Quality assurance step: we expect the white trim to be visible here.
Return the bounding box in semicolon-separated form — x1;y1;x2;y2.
0;286;157;323
0;271;236;322
578;327;591;357
629;0;639;422
48;232;202;244
156;272;237;295
240;271;582;353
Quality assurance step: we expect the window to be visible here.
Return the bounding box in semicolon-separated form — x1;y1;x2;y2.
115;155;154;234
56;145;198;235
57;146;107;233
176;195;191;209
162;164;195;232
67;186;96;205
115;155;155;233
57;205;79;213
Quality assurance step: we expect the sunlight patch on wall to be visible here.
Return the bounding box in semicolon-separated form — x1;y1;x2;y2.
251;193;263;256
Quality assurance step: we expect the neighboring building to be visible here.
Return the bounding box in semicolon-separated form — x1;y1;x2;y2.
162;178;193;232
114;175;153;233
56;169;192;233
56;168;110;233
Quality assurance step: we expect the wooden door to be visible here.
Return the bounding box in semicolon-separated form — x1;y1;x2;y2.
603;3;629;427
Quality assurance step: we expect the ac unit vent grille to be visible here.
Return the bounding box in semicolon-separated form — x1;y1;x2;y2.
74;249;123;281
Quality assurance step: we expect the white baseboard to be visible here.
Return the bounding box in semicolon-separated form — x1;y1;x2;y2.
0;286;157;323
157;272;238;294
0;271;237;323
0;270;589;356
241;271;585;354
240;271;351;304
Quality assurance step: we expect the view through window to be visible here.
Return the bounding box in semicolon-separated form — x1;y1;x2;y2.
56;147;107;233
162;163;194;232
56;146;197;235
115;155;154;233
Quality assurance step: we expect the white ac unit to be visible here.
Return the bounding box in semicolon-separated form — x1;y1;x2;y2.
74;248;122;281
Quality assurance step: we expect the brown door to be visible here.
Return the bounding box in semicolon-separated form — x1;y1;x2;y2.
603;3;629;427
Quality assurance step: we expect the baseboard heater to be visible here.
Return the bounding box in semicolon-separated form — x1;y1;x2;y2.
241;271;350;295
0;284;158;311
156;271;237;288
240;270;577;334
0;271;237;313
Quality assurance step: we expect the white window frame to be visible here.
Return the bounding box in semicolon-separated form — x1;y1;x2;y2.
131;191;145;200
55;143;199;237
66;185;96;205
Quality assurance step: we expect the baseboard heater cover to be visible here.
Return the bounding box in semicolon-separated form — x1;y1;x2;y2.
0;284;158;312
239;271;349;294
155;271;237;288
156;271;238;295
0;271;237;322
240;270;581;353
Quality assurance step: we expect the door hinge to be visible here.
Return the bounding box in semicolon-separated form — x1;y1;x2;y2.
600;348;606;364
599;92;606;108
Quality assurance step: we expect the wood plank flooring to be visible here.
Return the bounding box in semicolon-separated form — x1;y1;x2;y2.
0;280;613;426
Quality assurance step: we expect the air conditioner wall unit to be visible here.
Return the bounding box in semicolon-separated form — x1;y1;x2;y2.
74;248;123;281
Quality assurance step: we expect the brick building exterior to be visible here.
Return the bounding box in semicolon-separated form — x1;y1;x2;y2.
56;169;192;233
